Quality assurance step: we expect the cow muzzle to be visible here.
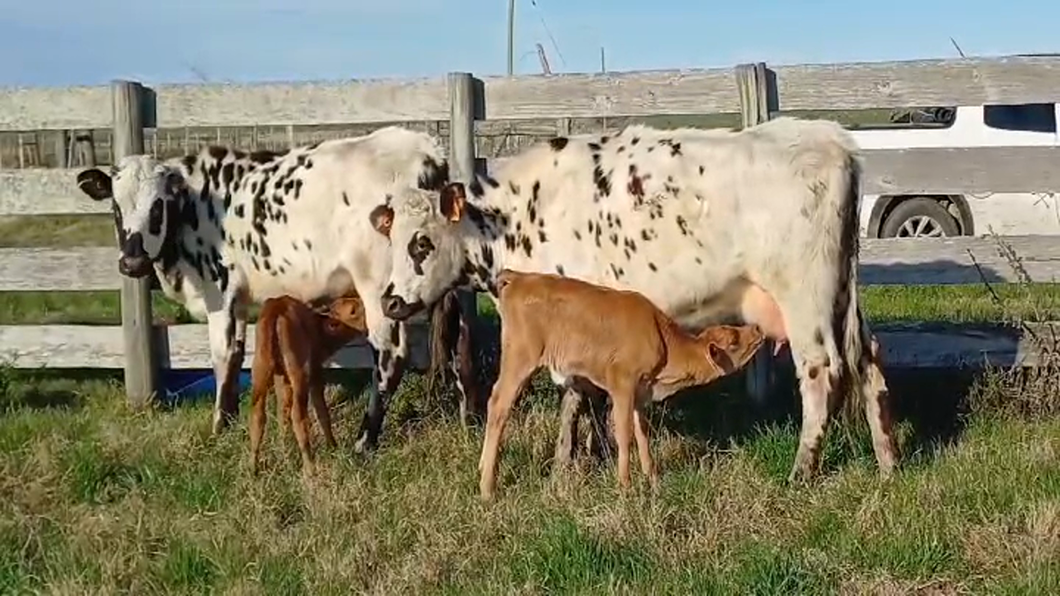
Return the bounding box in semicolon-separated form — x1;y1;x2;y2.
382;293;425;321
118;233;153;278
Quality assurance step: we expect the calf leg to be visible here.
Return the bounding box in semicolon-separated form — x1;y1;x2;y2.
632;399;658;491
248;355;273;475
276;375;293;439
309;369;337;450
479;350;537;501
607;382;637;490
289;372;315;475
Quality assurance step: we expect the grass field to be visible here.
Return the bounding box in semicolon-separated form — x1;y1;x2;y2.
1;347;1059;594
1;274;1059;594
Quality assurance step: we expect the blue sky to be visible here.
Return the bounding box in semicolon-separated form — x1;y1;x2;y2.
2;0;1057;87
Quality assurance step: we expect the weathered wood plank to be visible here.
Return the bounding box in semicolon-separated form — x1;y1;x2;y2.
0;236;1056;293
0;323;430;370
0;247;117;291
862;146;1060;195
4;56;1060;131
488;145;1060;197
773;56;1060;111
481;67;742;120
860;235;1060;285
0;169;112;216
153;78;450;127
0;86;112;131
0;322;1047;370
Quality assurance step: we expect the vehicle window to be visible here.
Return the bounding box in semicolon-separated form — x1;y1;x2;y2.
983;103;1057;133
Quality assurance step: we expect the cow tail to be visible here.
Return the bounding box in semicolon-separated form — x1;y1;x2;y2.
835;152;868;424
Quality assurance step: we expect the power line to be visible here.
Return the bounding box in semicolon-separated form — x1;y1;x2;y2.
529;0;567;69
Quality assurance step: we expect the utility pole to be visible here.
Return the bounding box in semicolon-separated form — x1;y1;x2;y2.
507;0;516;75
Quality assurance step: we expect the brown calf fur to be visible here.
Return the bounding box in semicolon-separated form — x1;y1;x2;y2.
478;269;765;500
249;293;368;475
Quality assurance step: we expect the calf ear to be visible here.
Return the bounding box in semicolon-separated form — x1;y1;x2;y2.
76;168;113;201
707;342;738;375
439;182;466;223
369;204;394;237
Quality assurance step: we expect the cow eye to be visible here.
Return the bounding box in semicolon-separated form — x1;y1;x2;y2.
416;234;434;252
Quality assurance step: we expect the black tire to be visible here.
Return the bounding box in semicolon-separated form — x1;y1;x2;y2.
879;197;962;238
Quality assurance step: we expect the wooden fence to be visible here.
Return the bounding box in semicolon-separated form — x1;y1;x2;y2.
1;56;1059;406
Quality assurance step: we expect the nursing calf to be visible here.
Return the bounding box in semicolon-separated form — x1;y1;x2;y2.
249;294;368;475
478;270;764;500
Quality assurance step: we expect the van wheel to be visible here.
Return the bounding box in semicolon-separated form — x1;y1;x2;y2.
879;197;961;238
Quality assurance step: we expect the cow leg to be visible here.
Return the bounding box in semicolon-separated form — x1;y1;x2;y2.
861;330;898;477
207;290;248;435
553;387;584;470
583;386;612;461
452;309;483;427
554;381;611;471
353;319;408;454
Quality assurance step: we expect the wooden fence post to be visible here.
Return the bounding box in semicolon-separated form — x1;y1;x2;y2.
734;62;780;408
112;80;159;409
446;72;480;356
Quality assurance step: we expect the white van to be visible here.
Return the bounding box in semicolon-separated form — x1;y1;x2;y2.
849;103;1060;238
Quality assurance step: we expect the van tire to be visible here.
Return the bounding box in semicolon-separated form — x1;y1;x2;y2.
879;197;962;238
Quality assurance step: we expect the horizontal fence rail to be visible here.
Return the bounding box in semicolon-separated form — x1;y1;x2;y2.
0;236;1056;293
1;54;1059;405
0;324;430;370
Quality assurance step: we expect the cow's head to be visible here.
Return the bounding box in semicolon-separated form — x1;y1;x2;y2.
77;155;188;278
370;183;471;321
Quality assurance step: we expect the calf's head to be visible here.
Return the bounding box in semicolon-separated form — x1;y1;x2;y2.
77;156;188;278
370;184;471;321
700;324;766;375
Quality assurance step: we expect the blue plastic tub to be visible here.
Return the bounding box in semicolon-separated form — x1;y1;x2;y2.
160;369;252;406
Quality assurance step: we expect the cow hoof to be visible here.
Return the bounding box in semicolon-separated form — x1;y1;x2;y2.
353;435;377;455
211;413;226;436
787;464;817;485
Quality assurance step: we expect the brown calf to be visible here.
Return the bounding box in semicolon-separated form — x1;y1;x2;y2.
249;293;368;475
478;269;765;500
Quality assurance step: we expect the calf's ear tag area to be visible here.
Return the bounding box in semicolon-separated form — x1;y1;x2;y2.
440;182;467;223
369;204;394;237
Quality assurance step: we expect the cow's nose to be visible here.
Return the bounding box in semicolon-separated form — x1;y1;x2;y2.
382;294;408;319
118;233;151;277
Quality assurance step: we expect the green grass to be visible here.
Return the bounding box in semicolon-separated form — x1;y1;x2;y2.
0;366;1058;594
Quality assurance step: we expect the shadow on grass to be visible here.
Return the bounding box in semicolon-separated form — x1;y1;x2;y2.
0;368;122;413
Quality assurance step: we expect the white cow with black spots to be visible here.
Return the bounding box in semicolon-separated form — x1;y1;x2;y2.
371;117;898;482
76;126;481;452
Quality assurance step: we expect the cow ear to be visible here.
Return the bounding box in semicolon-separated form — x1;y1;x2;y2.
76;168;113;201
369;204;394;237
439;182;466;223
